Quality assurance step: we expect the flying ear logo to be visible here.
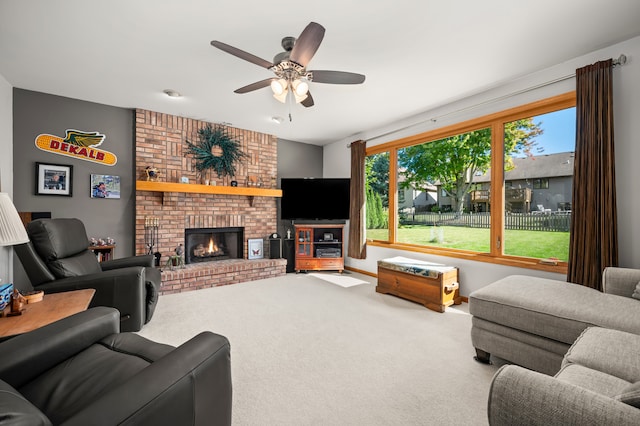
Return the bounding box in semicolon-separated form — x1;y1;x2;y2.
35;129;118;165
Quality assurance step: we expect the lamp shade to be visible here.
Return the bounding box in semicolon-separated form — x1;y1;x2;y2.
0;193;29;246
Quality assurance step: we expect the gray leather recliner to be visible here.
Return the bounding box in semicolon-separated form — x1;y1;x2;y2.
15;218;160;332
0;307;232;425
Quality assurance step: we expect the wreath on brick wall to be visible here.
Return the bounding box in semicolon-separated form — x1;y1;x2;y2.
185;124;247;178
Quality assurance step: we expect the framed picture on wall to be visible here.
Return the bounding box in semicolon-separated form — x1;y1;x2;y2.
35;162;73;196
248;238;264;260
90;174;121;199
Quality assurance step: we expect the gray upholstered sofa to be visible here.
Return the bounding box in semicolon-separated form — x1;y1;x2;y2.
488;327;640;425
469;267;640;375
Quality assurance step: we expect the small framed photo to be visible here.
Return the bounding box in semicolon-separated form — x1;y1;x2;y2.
90;174;121;199
248;238;264;260
35;162;73;196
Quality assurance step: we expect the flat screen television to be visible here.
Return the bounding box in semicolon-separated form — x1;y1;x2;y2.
280;178;350;221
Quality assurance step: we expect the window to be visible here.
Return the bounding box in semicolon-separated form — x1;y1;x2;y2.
365;152;390;241
533;178;549;189
365;92;575;270
396;127;492;251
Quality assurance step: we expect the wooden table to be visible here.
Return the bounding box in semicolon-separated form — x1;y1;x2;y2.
0;289;95;338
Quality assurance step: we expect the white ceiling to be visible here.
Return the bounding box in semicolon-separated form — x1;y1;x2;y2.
1;0;640;146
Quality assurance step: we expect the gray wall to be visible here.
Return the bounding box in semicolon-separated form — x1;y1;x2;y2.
276;138;324;237
13;89;135;255
277;138;323;179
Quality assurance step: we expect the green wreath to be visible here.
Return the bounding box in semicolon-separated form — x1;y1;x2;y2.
185;124;247;178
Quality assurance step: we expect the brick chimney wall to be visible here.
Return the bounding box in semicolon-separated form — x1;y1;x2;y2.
134;109;279;267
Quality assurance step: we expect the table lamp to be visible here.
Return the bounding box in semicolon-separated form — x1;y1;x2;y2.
0;192;29;286
0;193;29;247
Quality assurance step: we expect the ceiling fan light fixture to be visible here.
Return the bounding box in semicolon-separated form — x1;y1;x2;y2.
270;79;287;96
292;91;309;104
292;79;309;96
273;89;288;103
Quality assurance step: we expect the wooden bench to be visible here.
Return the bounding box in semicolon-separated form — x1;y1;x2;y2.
376;256;461;313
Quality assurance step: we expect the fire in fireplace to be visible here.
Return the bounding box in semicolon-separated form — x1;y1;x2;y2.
184;227;244;264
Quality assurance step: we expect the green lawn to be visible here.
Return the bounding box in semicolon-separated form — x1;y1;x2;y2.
367;225;569;261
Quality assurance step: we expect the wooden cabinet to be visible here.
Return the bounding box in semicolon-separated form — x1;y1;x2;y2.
294;224;344;273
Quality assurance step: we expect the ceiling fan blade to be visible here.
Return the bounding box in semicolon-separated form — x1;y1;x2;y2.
289;22;325;67
310;70;366;84
301;92;314;108
234;78;274;94
210;40;273;69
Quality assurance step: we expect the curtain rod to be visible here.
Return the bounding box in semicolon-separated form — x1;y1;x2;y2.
350;54;627;147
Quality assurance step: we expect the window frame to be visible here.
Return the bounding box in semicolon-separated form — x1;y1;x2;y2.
365;92;575;273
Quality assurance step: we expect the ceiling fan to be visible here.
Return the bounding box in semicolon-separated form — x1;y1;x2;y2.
210;22;365;108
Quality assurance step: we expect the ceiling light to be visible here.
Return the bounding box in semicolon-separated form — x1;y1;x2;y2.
292;91;308;104
292;79;309;97
270;79;287;96
163;89;181;98
273;90;288;103
271;116;284;124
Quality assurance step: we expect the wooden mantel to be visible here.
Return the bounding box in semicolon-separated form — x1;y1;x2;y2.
136;180;282;206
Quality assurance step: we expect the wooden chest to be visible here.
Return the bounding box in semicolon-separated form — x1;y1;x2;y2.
376;257;461;313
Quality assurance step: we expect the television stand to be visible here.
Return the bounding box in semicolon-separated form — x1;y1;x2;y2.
294;224;344;273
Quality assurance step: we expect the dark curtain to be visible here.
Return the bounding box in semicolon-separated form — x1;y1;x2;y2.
348;140;367;259
567;59;618;290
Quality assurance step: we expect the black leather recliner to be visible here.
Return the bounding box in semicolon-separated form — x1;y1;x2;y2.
0;307;232;425
15;218;160;332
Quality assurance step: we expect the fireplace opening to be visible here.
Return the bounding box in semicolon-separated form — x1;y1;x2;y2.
185;227;244;264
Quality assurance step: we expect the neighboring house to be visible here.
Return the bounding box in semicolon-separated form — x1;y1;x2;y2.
435;152;574;213
397;174;437;212
472;151;574;213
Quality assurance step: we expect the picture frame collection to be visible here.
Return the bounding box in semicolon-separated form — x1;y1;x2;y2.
35;162;120;200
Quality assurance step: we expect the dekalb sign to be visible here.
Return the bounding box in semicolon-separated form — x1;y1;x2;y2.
35;129;117;166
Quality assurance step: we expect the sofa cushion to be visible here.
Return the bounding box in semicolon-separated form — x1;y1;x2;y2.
562;327;640;383
18;340;153;424
556;364;630;398
0;380;51;426
47;250;101;279
469;275;640;345
27;218;91;260
616;381;640;408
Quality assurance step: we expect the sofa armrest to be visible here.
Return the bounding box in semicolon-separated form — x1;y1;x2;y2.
64;332;232;426
36;267;147;332
489;365;640;426
0;308;119;389
602;267;640;298
100;255;154;270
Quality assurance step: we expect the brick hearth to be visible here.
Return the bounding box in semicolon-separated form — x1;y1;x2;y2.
160;258;287;295
134;109;285;293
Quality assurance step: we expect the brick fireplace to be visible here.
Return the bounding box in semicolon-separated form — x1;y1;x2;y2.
134;109;286;294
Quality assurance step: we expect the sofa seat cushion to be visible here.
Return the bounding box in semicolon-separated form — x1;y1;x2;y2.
18;334;173;425
469;275;640;345
0;380;51;426
556;364;631;398
563;327;640;383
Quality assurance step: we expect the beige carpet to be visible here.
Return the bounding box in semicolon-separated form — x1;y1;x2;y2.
138;272;500;425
